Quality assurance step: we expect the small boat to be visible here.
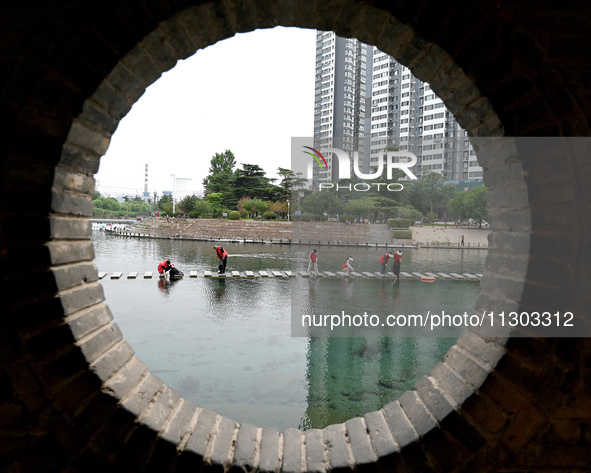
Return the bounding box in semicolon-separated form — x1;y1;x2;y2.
421;276;435;283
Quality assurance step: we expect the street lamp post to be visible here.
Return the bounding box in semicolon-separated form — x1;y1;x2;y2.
171;173;176;215
287;199;290;221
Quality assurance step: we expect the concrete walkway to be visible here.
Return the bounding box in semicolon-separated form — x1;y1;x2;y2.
411;226;490;246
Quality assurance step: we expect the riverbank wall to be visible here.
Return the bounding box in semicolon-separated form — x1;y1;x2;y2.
105;217;489;248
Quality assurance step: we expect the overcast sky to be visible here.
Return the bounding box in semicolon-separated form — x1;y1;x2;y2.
95;27;316;197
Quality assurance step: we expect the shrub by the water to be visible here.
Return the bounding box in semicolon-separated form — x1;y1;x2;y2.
392;229;413;239
388;218;412;228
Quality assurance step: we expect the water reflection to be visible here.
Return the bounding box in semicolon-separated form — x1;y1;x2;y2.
94;232;483;430
157;278;181;297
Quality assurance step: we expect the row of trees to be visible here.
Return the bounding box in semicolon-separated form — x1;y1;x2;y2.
92;149;488;224
196;149;487;224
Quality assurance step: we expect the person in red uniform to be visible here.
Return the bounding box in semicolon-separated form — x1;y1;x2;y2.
392;250;403;279
214;245;228;274
308;249;319;275
342;256;355;275
380;253;394;275
158;259;173;278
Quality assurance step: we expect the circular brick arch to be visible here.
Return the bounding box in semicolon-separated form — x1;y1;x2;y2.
2;1;590;472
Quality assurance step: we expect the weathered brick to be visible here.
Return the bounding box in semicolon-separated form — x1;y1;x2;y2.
181;408;217;469
344;417;377;471
49;216;91;239
402;390;464;470
208;416;236;472
80;99;120;136
258;426;280;473
77;323;123;365
444;346;491;390
47;241;95;266
381;401;433;472
456;330;506;369
324;423;352;473
146;399;198;473
51;261;99;292
363;410;403;471
59;283;105;317
282;428;303;473
66;121;110;155
51;189;93;216
138;27;178;75
120;386;182;468
119;44;163;88
102;356;149;400
304;428;326;473
415;376;485;451
94;373;162;453
59;143;102;175
229;422;258;473
89;340;134;381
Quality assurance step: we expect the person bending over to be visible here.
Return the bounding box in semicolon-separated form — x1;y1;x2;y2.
158;259;173;278
342;257;355;275
214;245;228;274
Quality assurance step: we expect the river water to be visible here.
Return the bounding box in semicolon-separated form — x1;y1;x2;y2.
92;230;485;430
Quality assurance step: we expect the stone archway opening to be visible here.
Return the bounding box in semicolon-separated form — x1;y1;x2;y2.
55;6;517;467
6;1;588;472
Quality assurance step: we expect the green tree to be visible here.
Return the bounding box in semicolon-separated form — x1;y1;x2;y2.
233;164;275;202
302;191;343;218
207;192;225;217
237;196;251;216
269;200;288;218
93;197;105;209
345;197;376;222
278;167;308;201
242;198;269;218
202;150;237;207
449;185;488;226
102;197;121;211
178;194;199;214
158;194;173;215
406;172;456;216
190;199;213;218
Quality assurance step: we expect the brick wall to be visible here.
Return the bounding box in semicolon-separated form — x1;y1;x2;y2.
132;218;378;244
1;1;590;472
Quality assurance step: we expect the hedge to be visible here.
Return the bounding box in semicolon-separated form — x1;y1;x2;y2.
229;211;241;220
263;211;277;219
392;229;413;239
388;218;412;228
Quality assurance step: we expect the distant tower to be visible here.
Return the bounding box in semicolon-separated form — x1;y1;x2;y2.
142;164;150;202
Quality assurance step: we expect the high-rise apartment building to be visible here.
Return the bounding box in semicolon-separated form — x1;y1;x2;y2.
369;47;482;181
313;34;484;185
313;31;370;185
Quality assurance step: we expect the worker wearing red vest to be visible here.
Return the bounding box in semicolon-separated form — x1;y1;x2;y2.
342;257;355;275
158;259;172;278
214;245;228;274
308;249;318;275
380;253;394;275
392;250;403;278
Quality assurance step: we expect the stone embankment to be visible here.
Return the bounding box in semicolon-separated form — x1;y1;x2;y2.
127;218;376;244
116;217;489;248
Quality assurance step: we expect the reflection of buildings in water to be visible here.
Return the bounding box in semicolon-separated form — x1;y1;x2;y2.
301;332;447;429
302;337;406;429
